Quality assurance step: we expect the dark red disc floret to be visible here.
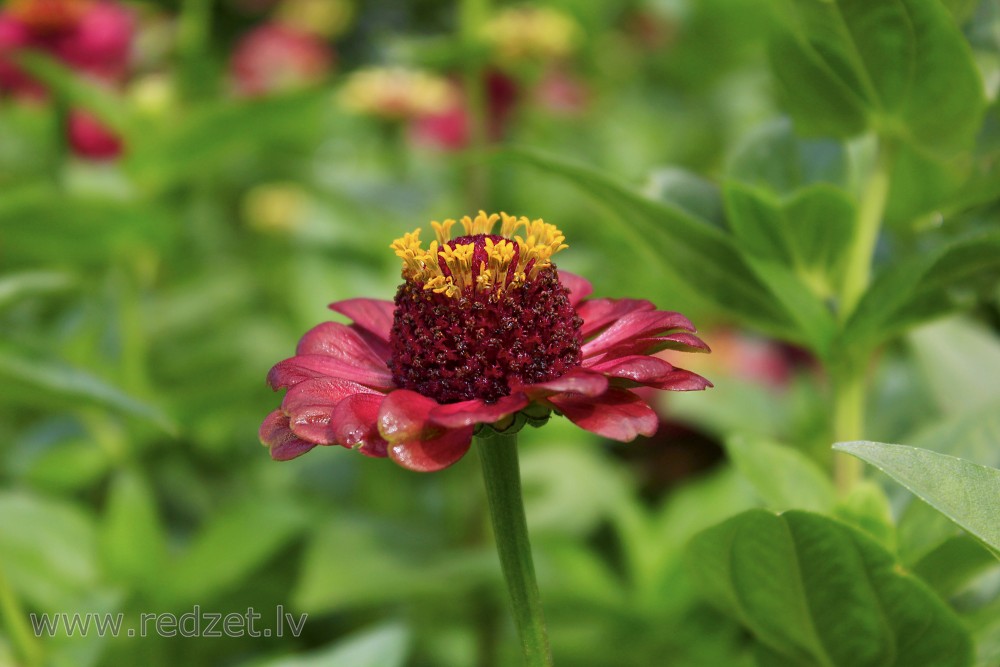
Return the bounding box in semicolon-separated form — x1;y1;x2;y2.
388;267;584;404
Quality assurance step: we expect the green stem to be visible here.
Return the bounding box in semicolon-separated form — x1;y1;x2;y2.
459;0;490;209
832;368;865;494
477;433;553;667
839;141;894;322
0;563;43;667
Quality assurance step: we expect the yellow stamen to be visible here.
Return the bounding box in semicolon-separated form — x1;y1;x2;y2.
389;212;568;299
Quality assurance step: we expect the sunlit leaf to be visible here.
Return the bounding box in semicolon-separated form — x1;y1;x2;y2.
834;440;1000;558
769;0;985;153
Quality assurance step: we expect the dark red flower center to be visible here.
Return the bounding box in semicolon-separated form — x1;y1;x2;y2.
388;263;583;404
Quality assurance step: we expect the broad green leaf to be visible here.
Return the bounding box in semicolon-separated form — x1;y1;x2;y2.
727;118;849;195
834;441;1000;557
833;480;896;551
100;469;167;589
252;622;410;667
768;32;868;138
840;230;1000;351
293;518;493;613
0;492;100;611
769;0;985;153
908;316;1000;416
159;497;309;605
911;534;998;597
896;401;1000;563
723;182;856;297
688;509;973;667
724;434;835;513
499;148;808;345
643;167;725;228
0;341;175;433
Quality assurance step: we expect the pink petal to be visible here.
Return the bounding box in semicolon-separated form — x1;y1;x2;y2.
522;368;609;398
586;354;678;385
328;298;395;343
267;354;394;390
429;393;529;428
332;393;388;457
577;298;656;338
650;368;714;391
259;410;317;460
582;311;696;359
389;426;475;472
590;332;711;361
282;377;380;444
548;389;659;442
557;271;593;307
377;389;445;443
296;321;390;371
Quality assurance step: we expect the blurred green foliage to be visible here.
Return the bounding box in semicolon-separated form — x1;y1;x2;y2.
2;0;1000;665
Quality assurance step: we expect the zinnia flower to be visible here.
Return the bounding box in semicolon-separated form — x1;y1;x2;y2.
229;22;334;98
260;212;711;472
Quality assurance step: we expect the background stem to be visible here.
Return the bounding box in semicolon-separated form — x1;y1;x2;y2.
477;433;553;667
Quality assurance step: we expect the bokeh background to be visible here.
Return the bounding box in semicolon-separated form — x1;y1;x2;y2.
2;0;1000;665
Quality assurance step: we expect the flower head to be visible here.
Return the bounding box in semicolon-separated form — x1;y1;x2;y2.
338;66;455;121
261;212;711;472
229;22;334;97
482;6;580;65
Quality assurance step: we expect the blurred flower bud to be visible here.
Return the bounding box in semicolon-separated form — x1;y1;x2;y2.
338;67;455;121
229;23;333;97
128;72;175;117
242;182;308;234
482;6;580;66
66;108;122;159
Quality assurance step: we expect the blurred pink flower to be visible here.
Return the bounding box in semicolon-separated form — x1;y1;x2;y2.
66;107;120;158
261;212;711;472
410;70;519;151
0;0;133;159
229;23;333;97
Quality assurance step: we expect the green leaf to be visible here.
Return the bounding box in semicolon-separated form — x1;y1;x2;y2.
159;497;309;605
834;441;1000;557
13;51;136;135
726;118;849;196
101;470;167;589
499;148;809;344
769;0;985;153
252;622;410;667
724;434;835;513
723;181;856;297
688;509;973;667
0;491;100;611
908;316;1000;416
911;534;998;597
0;271;75;310
127;91;328;191
0;341;175;433
0;185;173;264
643;167;725;228
840;230;1000;351
293;518;493;613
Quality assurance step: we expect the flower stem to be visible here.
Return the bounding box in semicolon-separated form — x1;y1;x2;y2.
832;368;865;493
839;141;894;323
476;433;553;666
459;0;491;208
